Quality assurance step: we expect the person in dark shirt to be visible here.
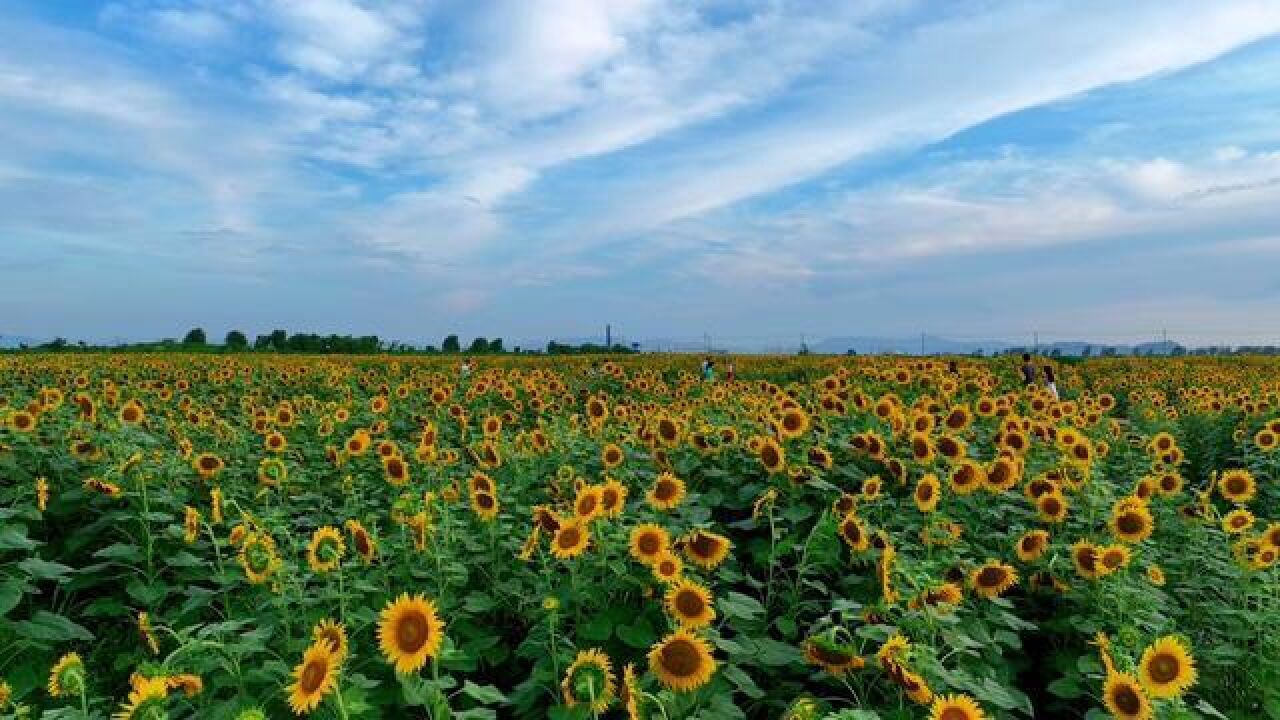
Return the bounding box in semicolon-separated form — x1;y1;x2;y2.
1020;353;1037;386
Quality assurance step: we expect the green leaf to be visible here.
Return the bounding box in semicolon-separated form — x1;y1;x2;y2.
0;579;25;616
460;681;507;706
616;618;656;649
18;557;74;580
93;543;144;563
1047;676;1083;699
12;610;94;642
722;665;764;699
0;525;38;550
719;591;764;622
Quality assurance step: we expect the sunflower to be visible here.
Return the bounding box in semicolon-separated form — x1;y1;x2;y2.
1256;428;1278;452
1036;492;1069;523
574;485;604;521
616;524;668;567
48;652;86;698
970;561;1018;599
648;629;717;692
929;693;986;720
601;443;625;469
138;611;160;655
1072;541;1102;580
1222;508;1254;534
647;472;686;511
778;407;811;439
164;673;203;698
382;455;410;486
1218;469;1256;504
838;514;871;553
258;457;288;487
1015;530;1050;562
313;619;349;662
599;478;628;518
287;641;338;715
307;526;345;574
551;519;591;560
119;400;145;425
681;530;731;570
1147;565;1166;586
470;490;500;522
665;580;716;628
655;548;686;584
239;532;280;585
1103;672;1153;720
183;506;201;544
803;636;865;675
345;520;377;564
1137;635;1196;699
619;663;642;720
914;474;941;512
561;649;615;713
113;675;168;720
378;593;445;674
758;437;787;474
1100;545;1131;573
192;452;225;480
264;431;288;453
949;461;985;496
1109;503;1154;544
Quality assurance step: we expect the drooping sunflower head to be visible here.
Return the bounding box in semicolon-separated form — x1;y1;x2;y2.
664;580;716;629
48;652;86;698
313;619;349;662
114;674;169;720
345;520;377;564
838;514;870;553
377;593;445;674
1016;530;1050;562
680;530;731;570
970;561;1018;599
561;648;616;712
648;629;717;692
239;532;279;585
803;635;865;676
287;641;338;715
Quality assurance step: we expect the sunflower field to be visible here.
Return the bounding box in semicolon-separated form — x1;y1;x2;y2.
1;353;1278;720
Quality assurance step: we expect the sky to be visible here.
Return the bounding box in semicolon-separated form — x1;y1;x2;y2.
3;0;1280;350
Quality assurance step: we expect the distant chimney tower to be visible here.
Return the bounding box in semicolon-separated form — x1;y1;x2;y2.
606;324;612;347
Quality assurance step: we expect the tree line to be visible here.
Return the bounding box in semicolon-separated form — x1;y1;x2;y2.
14;329;636;355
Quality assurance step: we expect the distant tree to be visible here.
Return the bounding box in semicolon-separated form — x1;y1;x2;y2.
442;335;461;353
183;328;207;345
468;337;489;353
225;330;248;349
488;338;504;353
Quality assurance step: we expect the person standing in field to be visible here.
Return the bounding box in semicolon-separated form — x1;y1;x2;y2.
725;360;736;382
1043;364;1059;400
702;358;716;382
1020;353;1037;387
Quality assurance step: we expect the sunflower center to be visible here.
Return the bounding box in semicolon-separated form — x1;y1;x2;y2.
660;640;700;677
674;590;704;617
1112;683;1142;714
638;534;660;554
1116;514;1142;534
300;658;328;692
1149;653;1179;683
396;612;430;653
977;567;1006;588
939;708;969;720
655;481;675;501
559;528;582;548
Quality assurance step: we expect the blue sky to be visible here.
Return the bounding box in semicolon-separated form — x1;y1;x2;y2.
3;0;1280;349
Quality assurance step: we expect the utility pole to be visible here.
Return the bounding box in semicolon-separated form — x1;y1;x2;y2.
920;331;926;357
1033;331;1039;354
704;332;710;352
606;324;611;348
